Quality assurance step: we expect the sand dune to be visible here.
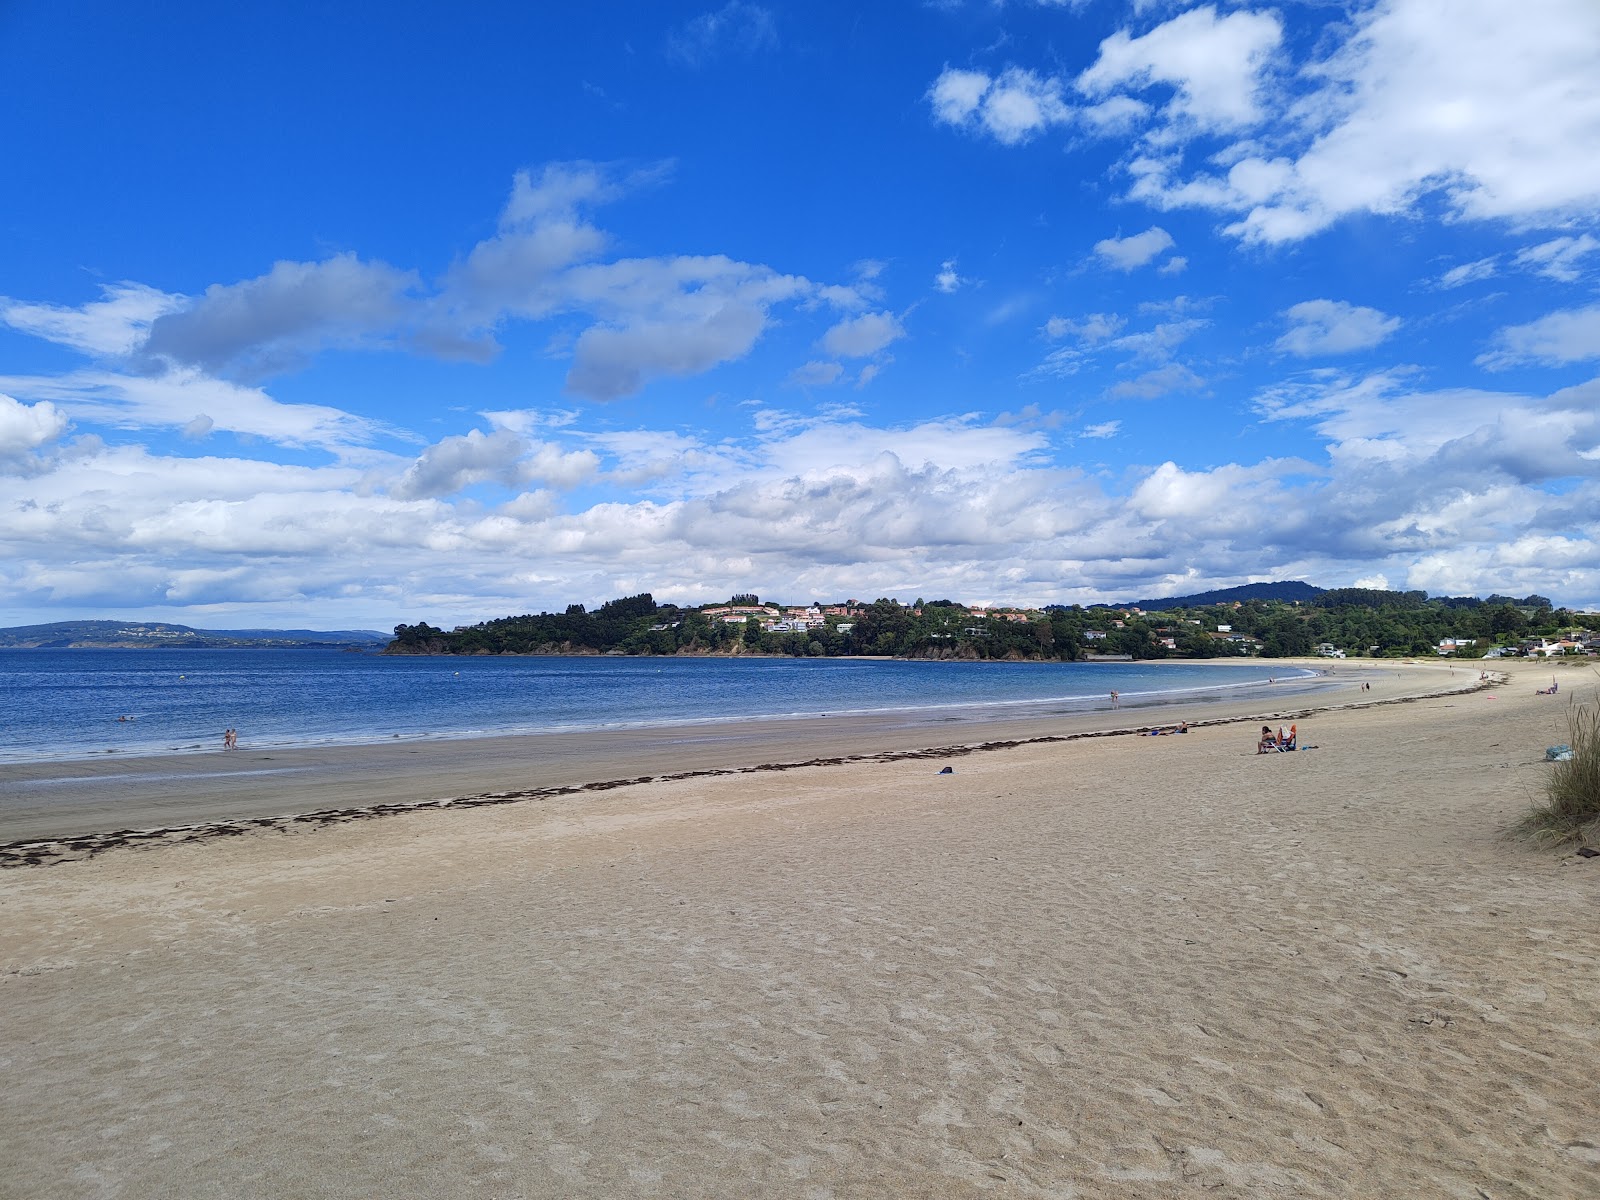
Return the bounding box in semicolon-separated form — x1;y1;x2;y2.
3;659;1597;1198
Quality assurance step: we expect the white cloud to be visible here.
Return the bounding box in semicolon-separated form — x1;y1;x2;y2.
666;2;777;65
1089;0;1600;243
389;429;602;500
0;393;69;473
1108;317;1206;362
1515;234;1600;282
5;376;1600;622
0;283;183;357
1438;257;1498;289
934;259;965;293
1157;255;1187;275
1276;300;1402;356
1478;304;1600;368
1044;312;1125;344
1106;362;1203;399
0;366;382;450
821;310;905;358
1131;460;1283;522
1077;5;1283;132
1093;226;1175;270
927;66;1072;144
390;429;532;500
788;360;845;387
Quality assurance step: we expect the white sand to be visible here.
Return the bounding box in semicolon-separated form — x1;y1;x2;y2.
2;658;1597;1198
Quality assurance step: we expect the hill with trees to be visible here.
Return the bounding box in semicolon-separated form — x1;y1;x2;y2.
0;620;391;649
387;587;1598;662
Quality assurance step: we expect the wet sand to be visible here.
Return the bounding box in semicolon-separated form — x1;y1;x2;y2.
6;661;1426;847
3;658;1597;1198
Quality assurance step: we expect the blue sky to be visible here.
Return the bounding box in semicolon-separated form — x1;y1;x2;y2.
3;0;1599;629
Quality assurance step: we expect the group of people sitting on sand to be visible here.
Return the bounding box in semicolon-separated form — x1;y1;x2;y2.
1257;723;1297;753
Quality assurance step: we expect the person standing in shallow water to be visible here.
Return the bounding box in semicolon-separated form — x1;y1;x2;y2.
1110;690;1119;709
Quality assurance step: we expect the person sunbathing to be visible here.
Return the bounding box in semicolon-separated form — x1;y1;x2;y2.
1258;725;1277;753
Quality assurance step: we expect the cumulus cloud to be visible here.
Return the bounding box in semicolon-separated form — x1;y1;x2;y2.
0;393;69;473
934;260;965;293
928;66;1072;144
390;429;532;500
938;2;1600;244
1154;0;1600;242
1276;300;1402;356
1093;226;1175;270
389;429;601;500
5;376;1600;624
142;253;421;378
1076;4;1283;132
821;310;905;358
1478;304;1600;369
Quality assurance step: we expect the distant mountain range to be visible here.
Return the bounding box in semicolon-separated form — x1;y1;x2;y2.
1100;581;1327;610
0;620;391;649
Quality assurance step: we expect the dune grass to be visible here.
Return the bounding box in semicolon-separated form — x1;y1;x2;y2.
1517;694;1600;847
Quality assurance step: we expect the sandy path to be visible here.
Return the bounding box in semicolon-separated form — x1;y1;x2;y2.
2;659;1596;1198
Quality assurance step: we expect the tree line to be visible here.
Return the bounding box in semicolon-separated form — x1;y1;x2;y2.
387;589;1597;661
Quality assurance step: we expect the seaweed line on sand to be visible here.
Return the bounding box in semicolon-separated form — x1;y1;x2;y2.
0;671;1503;870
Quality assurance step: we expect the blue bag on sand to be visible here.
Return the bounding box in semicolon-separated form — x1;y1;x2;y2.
1546;745;1573;762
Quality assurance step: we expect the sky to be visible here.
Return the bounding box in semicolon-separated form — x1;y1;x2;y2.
2;0;1599;631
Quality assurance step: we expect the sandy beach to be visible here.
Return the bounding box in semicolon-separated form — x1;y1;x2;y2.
2;657;1597;1198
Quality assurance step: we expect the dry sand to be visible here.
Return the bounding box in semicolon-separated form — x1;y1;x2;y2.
2;658;1597;1198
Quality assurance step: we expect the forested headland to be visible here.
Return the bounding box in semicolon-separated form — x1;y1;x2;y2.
387;588;1600;661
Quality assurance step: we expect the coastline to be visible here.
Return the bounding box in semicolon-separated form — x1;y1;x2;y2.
4;658;1483;860
3;656;1595;1198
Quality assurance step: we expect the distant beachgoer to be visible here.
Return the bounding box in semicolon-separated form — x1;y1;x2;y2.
1178;721;1189;734
1110;690;1119;709
1258;724;1276;754
223;728;237;751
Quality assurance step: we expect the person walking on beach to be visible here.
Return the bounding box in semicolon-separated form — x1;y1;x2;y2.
222;728;236;751
1110;690;1119;709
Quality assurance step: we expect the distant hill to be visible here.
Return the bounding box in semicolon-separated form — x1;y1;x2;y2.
0;620;391;649
1102;581;1327;611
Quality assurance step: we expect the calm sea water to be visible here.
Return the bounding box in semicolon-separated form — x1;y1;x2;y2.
0;649;1318;763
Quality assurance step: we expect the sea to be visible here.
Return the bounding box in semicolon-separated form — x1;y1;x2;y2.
0;649;1323;764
